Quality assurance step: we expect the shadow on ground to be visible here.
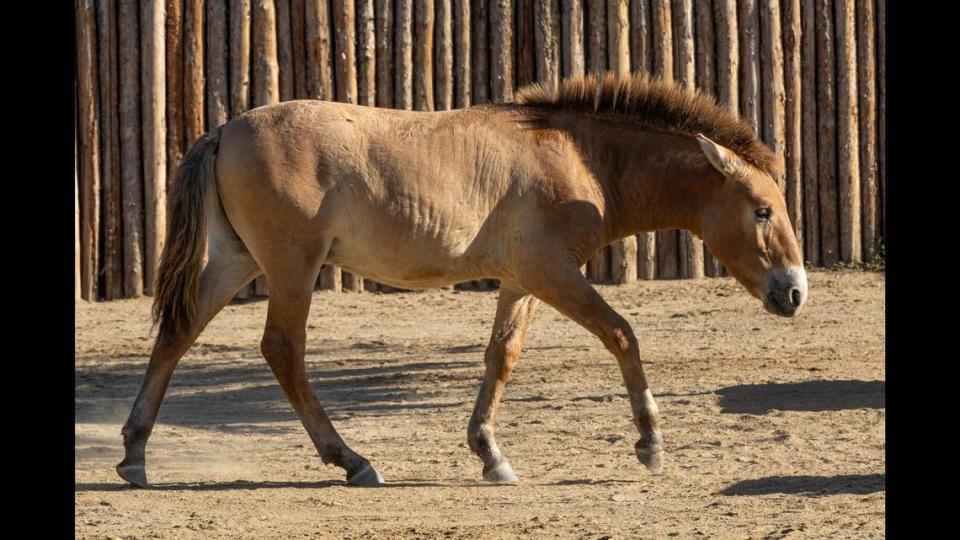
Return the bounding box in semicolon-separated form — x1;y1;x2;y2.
716;380;885;414
720;474;885;496
74;479;451;492
76;343;484;433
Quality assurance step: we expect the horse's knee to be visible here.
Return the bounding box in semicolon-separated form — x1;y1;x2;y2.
604;320;638;356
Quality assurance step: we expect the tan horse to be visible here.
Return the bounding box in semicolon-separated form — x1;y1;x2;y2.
117;73;807;488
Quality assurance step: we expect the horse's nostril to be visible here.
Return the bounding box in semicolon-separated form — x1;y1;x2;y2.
790;288;802;307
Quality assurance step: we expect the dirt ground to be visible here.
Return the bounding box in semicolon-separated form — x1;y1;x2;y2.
75;269;884;539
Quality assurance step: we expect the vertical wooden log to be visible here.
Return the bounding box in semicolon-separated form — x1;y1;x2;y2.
694;0;715;94
651;0;673;81
166;0;184;197
672;0;694;87
206;0;230;128
480;0;514;289
251;0;280;296
759;0;785;191
435;1;453;110
454;0;471;107
696;0;723;277
396;0;414;109
230;0;252;115
517;0;536;88
471;0;489;102
307;0;336;290
490;1;513;102
876;0;884;244
835;0;860;263
816;0;838;266
632;0;655;279
584;1;608;281
306;0;334;101
673;0;703;280
98;0;123;300
414;0;435;111
606;0;636;284
652;0;676;279
607;1;629;74
630;0;652;75
184;0;205;143
291;0;309;99
800;0;818;265
333;0;359;107
142;0;167;295
782;0;803;255
713;1;736;278
211;0;238;324
589;246;610;284
76;129;82;300
714;0;738;114
251;0;280;107
857;0;877;261
252;0;281;114
586;1;605;75
738;0;760;132
610;239;638;284
77;0;100;301
561;0;585;77
358;0;377;106
119;0;144;298
186;6;217;295
534;0;560;90
276;0;295;101
376;0;395;107
333;0;364;291
320;263;343;291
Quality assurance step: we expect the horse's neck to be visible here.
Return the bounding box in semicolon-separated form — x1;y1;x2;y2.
570;120;712;240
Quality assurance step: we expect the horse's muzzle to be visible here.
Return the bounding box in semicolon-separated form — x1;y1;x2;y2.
763;266;808;317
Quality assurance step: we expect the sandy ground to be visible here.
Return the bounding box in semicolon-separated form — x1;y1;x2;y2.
75;269;884;539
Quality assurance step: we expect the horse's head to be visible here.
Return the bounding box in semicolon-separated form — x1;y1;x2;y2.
695;134;807;317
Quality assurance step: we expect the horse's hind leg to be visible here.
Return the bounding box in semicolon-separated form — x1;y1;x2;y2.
467;286;539;482
258;267;384;487
117;249;260;487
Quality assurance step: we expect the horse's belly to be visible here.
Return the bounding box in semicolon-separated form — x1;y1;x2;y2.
326;234;487;289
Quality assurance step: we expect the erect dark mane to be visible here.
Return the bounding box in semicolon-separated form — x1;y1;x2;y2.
514;72;782;178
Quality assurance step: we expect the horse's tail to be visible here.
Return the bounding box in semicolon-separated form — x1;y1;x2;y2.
152;128;221;342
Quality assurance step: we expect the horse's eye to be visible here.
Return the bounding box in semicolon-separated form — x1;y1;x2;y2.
755;207;772;222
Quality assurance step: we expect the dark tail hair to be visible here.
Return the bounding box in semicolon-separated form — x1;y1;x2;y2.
152;128;221;341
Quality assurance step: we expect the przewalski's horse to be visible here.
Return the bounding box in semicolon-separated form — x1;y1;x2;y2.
117;73;807;488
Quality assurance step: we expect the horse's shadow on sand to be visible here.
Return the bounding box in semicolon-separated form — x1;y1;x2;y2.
720;474;885;497
75;344;484;437
74;479;453;492
715;380;885;414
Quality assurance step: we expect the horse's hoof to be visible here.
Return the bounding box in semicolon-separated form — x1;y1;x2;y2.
347;463;384;487
116;462;149;488
635;442;664;475
482;460;518;483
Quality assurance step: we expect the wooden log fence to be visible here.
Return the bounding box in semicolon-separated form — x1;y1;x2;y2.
75;0;885;301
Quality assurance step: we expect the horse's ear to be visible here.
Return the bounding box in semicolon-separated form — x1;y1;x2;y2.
696;134;743;177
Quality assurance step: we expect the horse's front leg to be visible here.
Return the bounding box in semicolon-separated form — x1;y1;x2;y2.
520;261;664;474
467;286;540;482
